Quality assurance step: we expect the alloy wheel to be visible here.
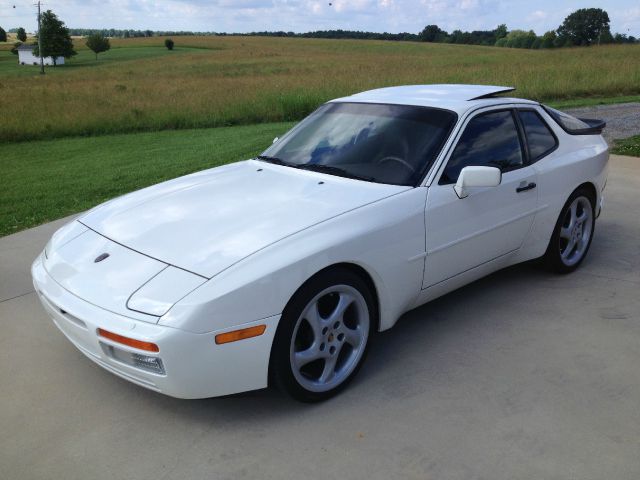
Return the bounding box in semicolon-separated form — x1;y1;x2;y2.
289;285;370;393
559;196;593;267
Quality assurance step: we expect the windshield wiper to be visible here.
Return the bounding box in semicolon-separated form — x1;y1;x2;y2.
297;163;377;182
257;157;377;183
256;155;292;166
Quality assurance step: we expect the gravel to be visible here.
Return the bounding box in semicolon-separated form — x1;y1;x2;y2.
564;102;640;144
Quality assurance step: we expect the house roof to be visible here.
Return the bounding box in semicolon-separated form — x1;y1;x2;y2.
17;44;35;51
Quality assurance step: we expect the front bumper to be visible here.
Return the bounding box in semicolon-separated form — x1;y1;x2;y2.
32;257;279;399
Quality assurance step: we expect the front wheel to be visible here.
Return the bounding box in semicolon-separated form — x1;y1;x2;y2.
543;189;595;273
270;268;376;402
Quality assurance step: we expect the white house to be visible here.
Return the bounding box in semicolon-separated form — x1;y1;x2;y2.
17;44;65;66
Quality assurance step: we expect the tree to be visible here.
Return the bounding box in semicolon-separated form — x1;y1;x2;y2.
33;10;77;66
419;25;446;42
17;27;27;42
11;41;22;55
599;28;614;44
504;30;537;48
495;37;507;47
494;24;508;40
541;30;557;48
0;27;7;43
85;33;110;60
449;30;466;43
557;8;610;46
164;38;174;50
563;37;575;47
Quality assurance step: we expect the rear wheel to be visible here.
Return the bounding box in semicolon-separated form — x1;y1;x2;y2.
543;188;595;273
270;268;375;402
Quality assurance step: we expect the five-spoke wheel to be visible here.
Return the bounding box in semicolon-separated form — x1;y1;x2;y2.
544;188;596;273
290;285;369;393
271;268;375;402
559;196;593;267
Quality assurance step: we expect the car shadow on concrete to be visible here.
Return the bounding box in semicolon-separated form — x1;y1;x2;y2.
121;258;564;421
95;229;612;428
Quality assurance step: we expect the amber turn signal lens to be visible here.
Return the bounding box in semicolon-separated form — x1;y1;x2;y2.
97;328;160;352
215;325;266;345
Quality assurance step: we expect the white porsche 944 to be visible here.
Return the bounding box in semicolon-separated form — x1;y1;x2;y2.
33;85;608;401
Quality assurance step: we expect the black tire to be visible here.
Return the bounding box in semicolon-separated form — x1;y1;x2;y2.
270;267;377;402
543;187;596;274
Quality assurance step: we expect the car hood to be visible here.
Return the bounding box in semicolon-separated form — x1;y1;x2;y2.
80;160;410;278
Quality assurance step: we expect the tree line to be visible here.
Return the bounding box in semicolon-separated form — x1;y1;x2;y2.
67;8;637;48
2;7;637;62
419;9;637;48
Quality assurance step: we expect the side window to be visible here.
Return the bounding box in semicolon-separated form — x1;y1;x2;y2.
440;110;523;184
518;110;558;162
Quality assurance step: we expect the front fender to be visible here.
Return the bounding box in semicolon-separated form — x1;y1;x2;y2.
160;187;428;333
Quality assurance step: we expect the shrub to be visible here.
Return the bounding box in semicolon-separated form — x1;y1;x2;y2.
17;27;27;42
164;38;174;50
85;33;111;60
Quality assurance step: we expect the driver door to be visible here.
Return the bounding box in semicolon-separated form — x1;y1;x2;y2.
423;108;539;288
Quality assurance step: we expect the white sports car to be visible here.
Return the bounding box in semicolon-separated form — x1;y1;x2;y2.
32;85;608;402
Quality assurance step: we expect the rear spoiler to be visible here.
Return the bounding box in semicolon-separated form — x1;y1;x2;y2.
542;105;606;136
575;118;606;135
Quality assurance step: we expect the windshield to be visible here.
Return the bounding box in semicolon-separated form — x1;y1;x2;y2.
260;102;457;186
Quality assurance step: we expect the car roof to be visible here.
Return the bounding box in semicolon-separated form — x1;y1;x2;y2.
330;84;539;115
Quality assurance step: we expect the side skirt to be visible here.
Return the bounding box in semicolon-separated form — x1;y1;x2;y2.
411;251;517;311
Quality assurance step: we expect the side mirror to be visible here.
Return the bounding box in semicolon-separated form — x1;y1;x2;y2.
272;137;279;144
454;166;501;199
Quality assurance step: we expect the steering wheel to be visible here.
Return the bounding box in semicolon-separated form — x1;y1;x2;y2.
377;156;415;173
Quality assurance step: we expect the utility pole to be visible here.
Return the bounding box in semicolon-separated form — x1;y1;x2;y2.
36;1;44;75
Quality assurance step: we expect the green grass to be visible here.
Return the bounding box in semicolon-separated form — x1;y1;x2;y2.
0;122;293;237
0;45;209;78
2;36;639;236
550;95;640;109
1;36;639;142
611;135;640;157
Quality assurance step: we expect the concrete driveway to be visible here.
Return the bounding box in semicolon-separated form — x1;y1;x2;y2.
2;154;639;480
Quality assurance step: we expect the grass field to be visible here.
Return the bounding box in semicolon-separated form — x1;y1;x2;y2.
0;122;292;236
612;135;640;157
1;36;639;237
1;36;639;142
2;117;637;237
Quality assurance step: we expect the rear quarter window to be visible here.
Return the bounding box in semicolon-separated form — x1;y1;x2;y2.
542;105;605;135
518;110;558;162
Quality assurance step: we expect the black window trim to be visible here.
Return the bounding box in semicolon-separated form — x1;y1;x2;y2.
437;108;527;186
516;108;559;164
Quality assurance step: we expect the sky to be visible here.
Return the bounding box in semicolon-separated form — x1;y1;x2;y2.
1;1;639;36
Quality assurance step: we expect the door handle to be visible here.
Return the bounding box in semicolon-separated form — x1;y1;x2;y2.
516;182;536;193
